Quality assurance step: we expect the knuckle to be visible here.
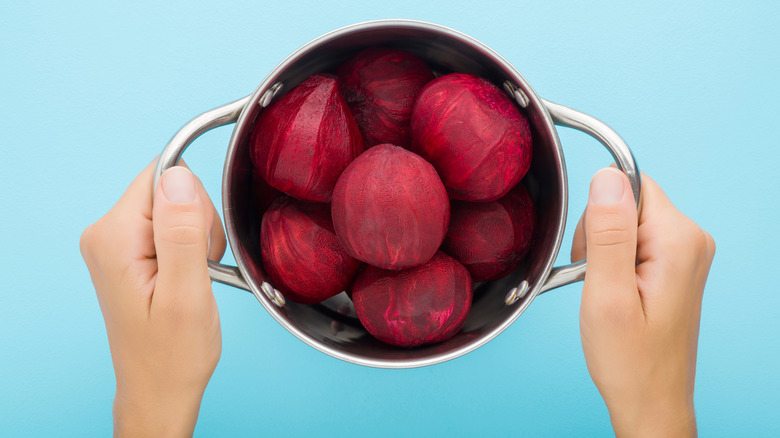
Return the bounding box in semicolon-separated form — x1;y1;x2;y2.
588;227;634;248
680;218;710;256
79;224;94;256
702;229;716;256
80;219;108;261
692;227;710;254
158;222;207;246
662;214;715;263
156;209;208;246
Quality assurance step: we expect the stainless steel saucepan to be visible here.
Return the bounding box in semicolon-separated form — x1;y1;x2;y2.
154;19;640;368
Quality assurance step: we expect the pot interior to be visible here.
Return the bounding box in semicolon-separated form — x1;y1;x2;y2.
224;21;566;367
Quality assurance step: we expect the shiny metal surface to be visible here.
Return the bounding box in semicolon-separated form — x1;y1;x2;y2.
537;100;642;295
504;280;529;306
154;96;250;192
260;281;286;307
154;96;252;291
543;100;641;207
503;81;529;108
209;261;250;290
155;19;641;369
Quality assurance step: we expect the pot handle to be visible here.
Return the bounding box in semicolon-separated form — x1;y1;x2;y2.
537;100;641;294
153;96;266;295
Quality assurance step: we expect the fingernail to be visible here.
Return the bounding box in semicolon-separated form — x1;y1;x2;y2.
161;167;196;203
590;168;624;205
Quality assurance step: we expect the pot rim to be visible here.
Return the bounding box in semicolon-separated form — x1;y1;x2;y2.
222;19;568;368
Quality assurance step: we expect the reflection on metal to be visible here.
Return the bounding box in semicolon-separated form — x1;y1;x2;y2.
259;82;284;108
153;19;642;369
504;280;530;306
503;81;529;108
261;282;286;308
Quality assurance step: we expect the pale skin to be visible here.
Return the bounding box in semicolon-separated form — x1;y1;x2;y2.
80;160;226;437
81;162;714;437
572;167;715;437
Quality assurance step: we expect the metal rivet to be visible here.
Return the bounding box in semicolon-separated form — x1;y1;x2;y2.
502;80;529;108
261;281;274;298
261;281;285;307
503;80;516;96
504;280;530;306
272;288;286;307
513;89;529;108
259;82;284;108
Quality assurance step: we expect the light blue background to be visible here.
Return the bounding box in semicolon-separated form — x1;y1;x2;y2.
2;1;778;436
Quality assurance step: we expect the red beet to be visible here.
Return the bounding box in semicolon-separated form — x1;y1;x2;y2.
251;168;282;214
410;73;532;202
331;144;449;270
352;251;473;347
250;73;364;202
261;196;362;304
441;184;536;282
338;47;434;148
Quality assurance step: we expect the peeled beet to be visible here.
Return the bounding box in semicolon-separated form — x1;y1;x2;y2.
250;73;364;202
261;196;362;304
332;144;449;270
352;251;473;347
410;73;532;202
337;47;434;148
441;184;536;282
251;168;282;214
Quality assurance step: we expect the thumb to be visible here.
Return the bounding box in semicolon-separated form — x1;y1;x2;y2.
152;166;212;308
583;168;639;311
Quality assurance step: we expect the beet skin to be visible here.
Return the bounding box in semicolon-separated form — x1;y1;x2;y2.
441;184;536;282
410;73;532;202
261;196;362;304
352;251;473;347
250;73;364;202
338;47;434;148
331;144;450;270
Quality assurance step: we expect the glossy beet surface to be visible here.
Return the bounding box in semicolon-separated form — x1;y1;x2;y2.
338;47;434;148
352;251;473;347
410;73;532;202
250;73;364;202
441;184;536;282
261;196;362;304
331;144;450;270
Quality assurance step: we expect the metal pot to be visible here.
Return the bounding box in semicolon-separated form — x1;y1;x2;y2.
154;19;640;368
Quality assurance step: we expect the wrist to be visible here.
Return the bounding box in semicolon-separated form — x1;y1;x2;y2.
114;384;205;438
607;395;697;438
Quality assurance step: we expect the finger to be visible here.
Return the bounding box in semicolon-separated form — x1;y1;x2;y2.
176;161;227;262
85;160;158;269
571;209;586;262
155;159;227;261
582;168;641;315
111;158;157;221
636;172;675;226
634;173;682;264
208;206;227;262
110;158;198;260
572;164;638;263
152;166;213;311
190;175;226;262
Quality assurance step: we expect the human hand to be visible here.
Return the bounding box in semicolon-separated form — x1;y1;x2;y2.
80;160;227;437
571;168;715;437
